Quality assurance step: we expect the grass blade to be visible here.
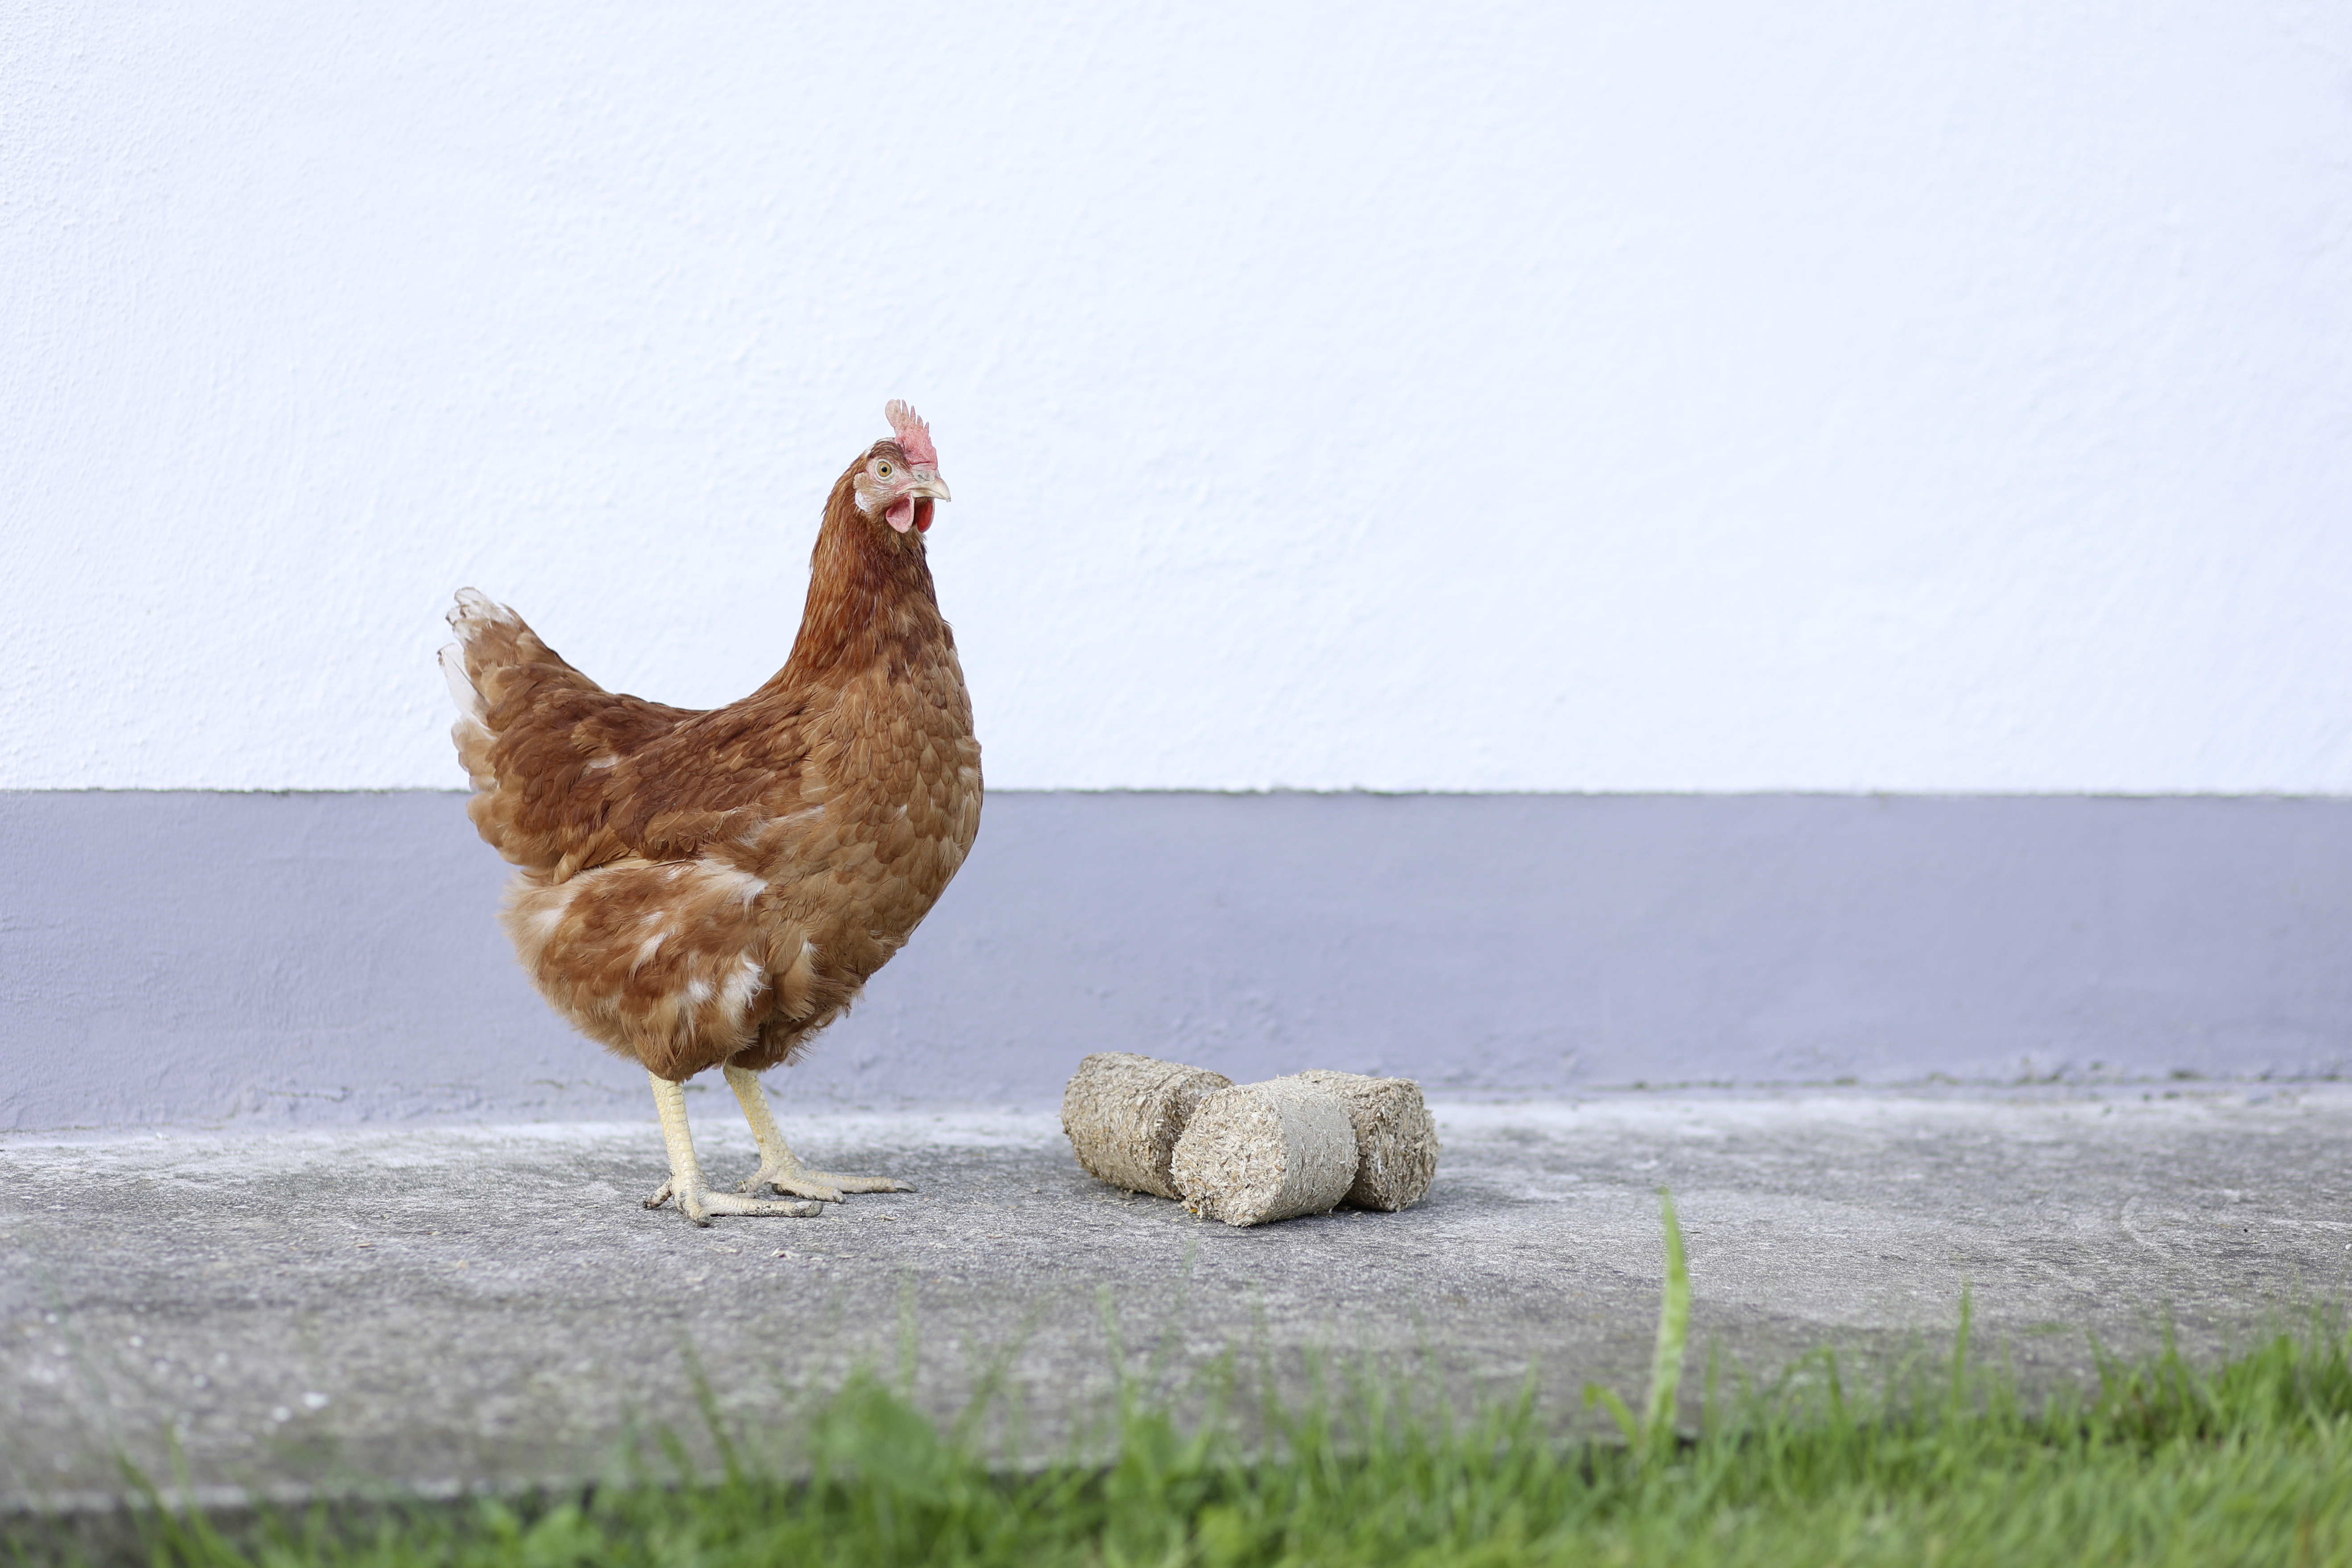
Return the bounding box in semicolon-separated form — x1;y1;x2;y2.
1642;1188;1691;1457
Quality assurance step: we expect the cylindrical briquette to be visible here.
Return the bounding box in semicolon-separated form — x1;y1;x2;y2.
1291;1069;1440;1211
1170;1076;1360;1226
1060;1052;1234;1199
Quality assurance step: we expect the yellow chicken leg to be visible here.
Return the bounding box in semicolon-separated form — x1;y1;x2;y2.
642;1072;825;1225
726;1064;915;1203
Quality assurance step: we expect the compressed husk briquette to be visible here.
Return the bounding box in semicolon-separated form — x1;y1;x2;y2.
1060;1052;1234;1199
1170;1076;1360;1226
1292;1069;1440;1211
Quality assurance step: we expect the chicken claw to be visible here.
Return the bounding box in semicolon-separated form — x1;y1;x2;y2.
726;1065;916;1205
648;1072;825;1227
737;1164;914;1204
643;1175;822;1225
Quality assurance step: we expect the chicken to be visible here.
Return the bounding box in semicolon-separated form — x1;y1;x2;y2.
439;401;979;1224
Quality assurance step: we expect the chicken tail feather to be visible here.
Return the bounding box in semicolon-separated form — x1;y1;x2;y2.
439;640;485;723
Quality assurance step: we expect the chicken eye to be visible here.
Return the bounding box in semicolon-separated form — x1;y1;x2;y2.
876;461;893;478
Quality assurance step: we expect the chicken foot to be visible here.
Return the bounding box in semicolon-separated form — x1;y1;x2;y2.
642;1071;825;1225
725;1064;916;1203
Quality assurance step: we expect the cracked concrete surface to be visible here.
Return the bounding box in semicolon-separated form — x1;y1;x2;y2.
4;1089;2350;1512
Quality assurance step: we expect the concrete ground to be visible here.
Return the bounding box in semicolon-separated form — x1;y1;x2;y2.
5;1087;2351;1516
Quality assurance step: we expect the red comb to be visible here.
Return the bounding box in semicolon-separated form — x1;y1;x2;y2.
883;400;938;467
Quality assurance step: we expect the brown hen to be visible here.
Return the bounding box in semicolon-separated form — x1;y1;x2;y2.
440;401;979;1224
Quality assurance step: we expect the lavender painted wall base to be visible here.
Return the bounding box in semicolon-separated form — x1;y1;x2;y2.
5;790;2350;1131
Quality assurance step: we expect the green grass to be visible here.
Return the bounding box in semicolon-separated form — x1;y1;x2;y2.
37;1195;2352;1566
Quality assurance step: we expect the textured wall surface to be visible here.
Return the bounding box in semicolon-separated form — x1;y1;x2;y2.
5;2;2351;795
8;790;2349;1132
8;6;2349;1130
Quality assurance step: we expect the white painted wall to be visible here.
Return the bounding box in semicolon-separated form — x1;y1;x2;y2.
4;2;2348;794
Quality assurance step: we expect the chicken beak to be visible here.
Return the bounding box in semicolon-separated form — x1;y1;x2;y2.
907;468;952;503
